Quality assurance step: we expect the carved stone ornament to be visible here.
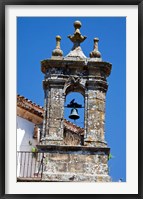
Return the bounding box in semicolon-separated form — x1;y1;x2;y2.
67;76;81;85
90;38;102;58
52;35;63;57
66;21;87;58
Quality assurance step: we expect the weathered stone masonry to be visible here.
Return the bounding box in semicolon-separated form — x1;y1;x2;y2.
37;21;112;182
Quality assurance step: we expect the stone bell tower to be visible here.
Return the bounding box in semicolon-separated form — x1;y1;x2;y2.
37;21;112;182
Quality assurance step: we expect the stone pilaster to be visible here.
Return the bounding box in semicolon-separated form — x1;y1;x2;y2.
84;84;107;147
41;79;65;145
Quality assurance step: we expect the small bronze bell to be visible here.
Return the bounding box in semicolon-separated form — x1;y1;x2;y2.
69;108;80;120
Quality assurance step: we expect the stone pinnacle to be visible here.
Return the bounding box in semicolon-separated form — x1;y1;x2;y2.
52;35;63;57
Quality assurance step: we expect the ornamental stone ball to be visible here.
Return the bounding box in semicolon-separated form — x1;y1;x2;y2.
74;20;82;29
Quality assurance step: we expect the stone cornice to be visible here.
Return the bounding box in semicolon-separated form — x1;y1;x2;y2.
37;145;110;155
41;59;112;77
43;79;66;89
86;79;108;92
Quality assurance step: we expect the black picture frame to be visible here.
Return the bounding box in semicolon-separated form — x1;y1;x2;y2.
0;0;142;198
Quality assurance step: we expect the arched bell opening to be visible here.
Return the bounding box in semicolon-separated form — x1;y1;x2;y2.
64;92;85;128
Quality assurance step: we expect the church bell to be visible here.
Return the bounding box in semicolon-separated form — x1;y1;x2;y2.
69;108;80;120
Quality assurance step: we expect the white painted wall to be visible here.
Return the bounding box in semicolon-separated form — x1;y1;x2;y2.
17;116;41;177
17;116;39;151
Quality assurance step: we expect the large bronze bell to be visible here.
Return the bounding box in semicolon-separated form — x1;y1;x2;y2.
69;108;80;120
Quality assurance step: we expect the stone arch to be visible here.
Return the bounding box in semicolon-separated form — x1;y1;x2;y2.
64;82;85;97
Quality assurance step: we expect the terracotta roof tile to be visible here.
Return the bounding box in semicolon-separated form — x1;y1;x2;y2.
17;94;44;118
64;119;84;135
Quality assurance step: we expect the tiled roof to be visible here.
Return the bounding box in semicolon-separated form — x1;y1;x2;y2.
17;94;44;118
17;94;84;135
64;119;84;135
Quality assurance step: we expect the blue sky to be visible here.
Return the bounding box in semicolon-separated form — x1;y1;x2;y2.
17;17;126;182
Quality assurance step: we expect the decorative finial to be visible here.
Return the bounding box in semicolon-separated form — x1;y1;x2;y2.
90;38;101;58
52;35;63;57
65;21;87;58
68;21;87;50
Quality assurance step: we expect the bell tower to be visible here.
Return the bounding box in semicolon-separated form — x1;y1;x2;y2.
38;21;112;182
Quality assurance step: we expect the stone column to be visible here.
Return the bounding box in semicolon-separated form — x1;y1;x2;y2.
42;79;65;145
84;80;108;147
